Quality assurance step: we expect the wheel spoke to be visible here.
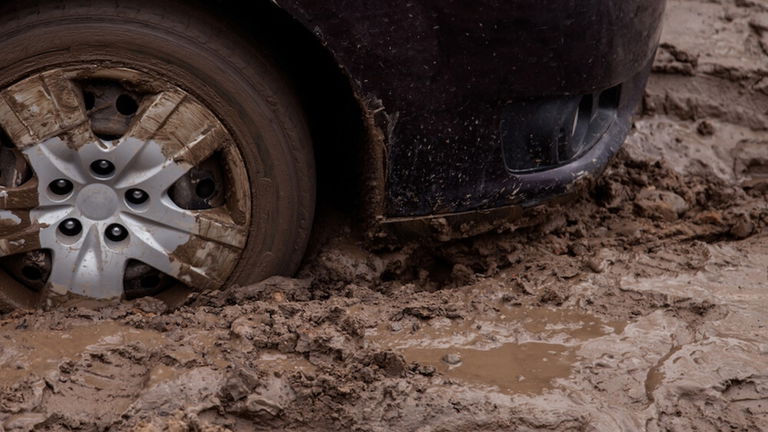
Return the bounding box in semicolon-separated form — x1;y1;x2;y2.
44;224;127;299
124;90;186;142
168;235;238;289
0;205;70;257
171;123;231;166
115;89;231;191
140;243;226;290
115;160;190;196
0;179;39;210
0;71;93;150
192;208;247;249
125;197;196;231
0;223;42;258
120;212;189;256
24;137;90;187
127;198;246;249
125;89;229;163
152;93;228;163
121;218;225;291
121;233;177;275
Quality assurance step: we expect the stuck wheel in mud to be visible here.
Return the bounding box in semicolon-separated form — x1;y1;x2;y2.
0;1;315;309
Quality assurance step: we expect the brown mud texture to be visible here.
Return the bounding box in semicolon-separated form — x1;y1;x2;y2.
2;0;768;430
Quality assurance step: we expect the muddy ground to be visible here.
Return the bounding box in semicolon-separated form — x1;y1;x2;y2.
2;0;768;430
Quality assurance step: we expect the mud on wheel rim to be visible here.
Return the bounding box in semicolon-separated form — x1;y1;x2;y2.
0;66;252;307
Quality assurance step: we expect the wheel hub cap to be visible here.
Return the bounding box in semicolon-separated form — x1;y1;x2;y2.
76;184;119;220
0;67;252;306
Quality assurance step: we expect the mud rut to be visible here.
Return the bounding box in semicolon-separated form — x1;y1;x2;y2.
1;0;768;431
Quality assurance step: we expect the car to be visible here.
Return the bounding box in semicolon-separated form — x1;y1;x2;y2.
0;0;666;309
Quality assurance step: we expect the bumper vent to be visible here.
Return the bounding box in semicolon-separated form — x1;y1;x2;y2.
500;85;621;173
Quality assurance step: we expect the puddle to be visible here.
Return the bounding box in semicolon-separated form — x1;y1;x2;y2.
405;342;575;395
644;344;683;402
370;306;625;395
375;306;624;348
511;307;626;340
258;351;316;374
0;321;166;385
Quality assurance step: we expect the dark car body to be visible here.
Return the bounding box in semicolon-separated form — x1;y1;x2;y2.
275;0;666;220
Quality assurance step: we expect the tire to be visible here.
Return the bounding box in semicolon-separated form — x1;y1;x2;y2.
0;0;315;306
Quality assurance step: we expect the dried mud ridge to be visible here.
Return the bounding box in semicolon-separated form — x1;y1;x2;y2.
2;0;768;430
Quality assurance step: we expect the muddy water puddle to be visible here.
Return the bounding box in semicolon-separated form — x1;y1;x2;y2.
371;306;625;395
0;321;166;385
406;342;576;395
258;351;317;374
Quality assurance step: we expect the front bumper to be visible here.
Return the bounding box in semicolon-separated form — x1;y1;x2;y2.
378;1;665;217
275;0;666;218
495;60;652;209
390;58;653;218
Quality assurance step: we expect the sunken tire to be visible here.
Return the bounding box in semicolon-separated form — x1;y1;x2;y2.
0;1;315;309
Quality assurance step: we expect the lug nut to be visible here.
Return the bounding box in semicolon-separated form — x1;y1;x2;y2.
49;179;73;195
58;218;82;236
90;159;115;176
105;223;128;242
126;189;148;205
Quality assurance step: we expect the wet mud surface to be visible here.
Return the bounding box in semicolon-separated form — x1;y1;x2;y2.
1;0;768;430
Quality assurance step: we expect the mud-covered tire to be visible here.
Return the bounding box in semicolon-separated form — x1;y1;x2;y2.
0;0;315;298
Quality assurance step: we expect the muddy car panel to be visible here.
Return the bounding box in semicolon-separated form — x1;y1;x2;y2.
275;0;667;217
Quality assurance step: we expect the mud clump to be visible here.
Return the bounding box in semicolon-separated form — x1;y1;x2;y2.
2;0;768;430
634;188;689;221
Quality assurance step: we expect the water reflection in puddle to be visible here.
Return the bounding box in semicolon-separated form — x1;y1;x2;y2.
370;306;625;395
405;342;575;395
0;321;166;385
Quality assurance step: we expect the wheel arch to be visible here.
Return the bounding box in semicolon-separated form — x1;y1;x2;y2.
213;0;386;226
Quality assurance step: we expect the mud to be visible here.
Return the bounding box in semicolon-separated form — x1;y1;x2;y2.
1;0;768;430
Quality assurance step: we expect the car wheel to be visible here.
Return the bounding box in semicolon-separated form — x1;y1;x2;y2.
0;1;315;308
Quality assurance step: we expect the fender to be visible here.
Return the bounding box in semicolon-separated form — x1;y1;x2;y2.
275;0;666;218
